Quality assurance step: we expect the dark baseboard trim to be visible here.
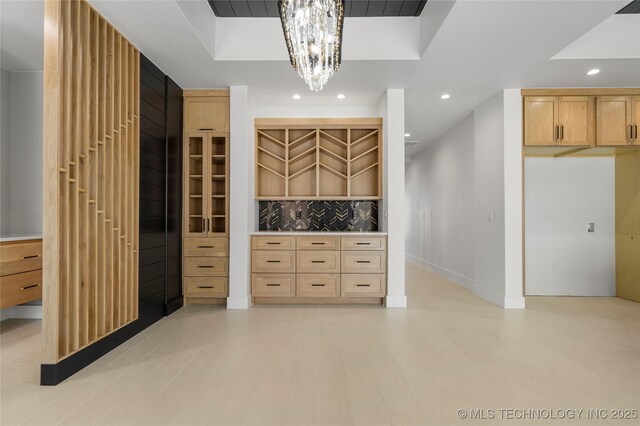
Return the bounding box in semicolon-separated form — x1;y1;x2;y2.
164;296;183;316
40;312;161;386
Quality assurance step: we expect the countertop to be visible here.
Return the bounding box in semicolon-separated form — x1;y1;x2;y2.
0;235;43;243
250;231;387;236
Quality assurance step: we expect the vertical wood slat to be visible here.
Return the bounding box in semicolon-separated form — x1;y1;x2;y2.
43;0;140;362
70;0;80;353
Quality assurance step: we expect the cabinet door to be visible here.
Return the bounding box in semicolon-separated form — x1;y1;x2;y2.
184;133;209;236
558;96;594;146
207;134;228;235
633;96;640;145
524;97;558;146
596;96;632;146
185;97;229;133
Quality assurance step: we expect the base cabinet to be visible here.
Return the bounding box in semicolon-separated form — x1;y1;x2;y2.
251;235;386;303
0;239;43;309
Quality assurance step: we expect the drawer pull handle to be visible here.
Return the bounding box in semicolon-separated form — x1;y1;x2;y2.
356;284;371;287
199;128;214;131
197;286;214;289
311;284;325;287
198;265;214;268
266;260;281;263
197;245;214;248
21;255;40;259
356;260;371;264
266;283;280;287
20;284;40;290
311;260;326;263
355;242;371;245
266;242;281;245
311;242;325;245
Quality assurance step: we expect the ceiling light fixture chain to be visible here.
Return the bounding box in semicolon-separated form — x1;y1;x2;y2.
278;0;345;92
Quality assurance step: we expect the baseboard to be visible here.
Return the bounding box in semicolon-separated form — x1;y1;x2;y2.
0;305;43;321
226;296;250;309
385;295;407;308
406;254;473;289
472;283;526;309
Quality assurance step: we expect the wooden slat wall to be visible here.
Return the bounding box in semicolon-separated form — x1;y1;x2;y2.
43;0;140;363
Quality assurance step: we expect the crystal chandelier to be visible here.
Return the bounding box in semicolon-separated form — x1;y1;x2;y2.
278;0;345;92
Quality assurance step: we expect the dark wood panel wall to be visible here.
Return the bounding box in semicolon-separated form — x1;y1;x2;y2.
139;55;183;319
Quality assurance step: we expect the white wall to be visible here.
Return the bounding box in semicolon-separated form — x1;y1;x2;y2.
405;114;474;288
0;68;11;235
525;158;615;296
0;70;43;236
473;89;524;309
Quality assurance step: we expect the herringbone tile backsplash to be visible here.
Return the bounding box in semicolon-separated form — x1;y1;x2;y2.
259;201;378;232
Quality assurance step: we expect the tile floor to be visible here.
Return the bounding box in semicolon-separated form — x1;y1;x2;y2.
1;261;639;425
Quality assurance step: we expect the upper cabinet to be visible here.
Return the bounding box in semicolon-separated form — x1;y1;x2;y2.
596;96;636;146
523;90;640;149
255;118;382;200
184;92;229;133
524;96;594;146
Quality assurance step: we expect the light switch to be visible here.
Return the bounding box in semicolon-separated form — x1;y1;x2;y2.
587;222;595;233
488;211;494;221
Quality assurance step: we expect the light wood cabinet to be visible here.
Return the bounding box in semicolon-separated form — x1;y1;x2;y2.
251;234;386;303
184;96;229;133
183;91;230;303
255;118;382;200
0;239;43;309
596;96;633;146
524;96;594;146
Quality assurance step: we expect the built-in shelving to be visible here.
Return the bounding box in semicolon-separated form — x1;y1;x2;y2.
255;118;382;199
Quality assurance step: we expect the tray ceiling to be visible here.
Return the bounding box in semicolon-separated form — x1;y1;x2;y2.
618;0;640;13
207;0;428;17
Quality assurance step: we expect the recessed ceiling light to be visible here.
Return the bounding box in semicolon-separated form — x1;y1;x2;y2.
441;93;451;100
586;68;600;76
404;133;411;137
337;94;346;99
292;94;301;100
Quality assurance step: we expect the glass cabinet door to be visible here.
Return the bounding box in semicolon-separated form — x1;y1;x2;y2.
185;133;208;236
207;134;228;235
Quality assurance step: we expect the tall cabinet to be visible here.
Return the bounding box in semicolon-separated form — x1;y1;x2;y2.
182;90;230;304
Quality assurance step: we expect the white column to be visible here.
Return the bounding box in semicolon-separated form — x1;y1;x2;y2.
382;89;407;308
502;89;525;309
227;86;252;309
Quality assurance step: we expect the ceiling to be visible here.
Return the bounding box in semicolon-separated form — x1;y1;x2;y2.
2;0;640;158
207;0;428;17
618;0;640;13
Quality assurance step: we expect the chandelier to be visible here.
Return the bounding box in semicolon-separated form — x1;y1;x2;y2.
278;0;345;92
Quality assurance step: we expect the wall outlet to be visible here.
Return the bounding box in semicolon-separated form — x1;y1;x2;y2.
296;210;302;220
488;210;494;221
587;222;595;233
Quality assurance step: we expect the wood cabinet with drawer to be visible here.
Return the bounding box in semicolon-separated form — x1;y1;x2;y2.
184;277;228;298
0;239;43;309
251;234;386;304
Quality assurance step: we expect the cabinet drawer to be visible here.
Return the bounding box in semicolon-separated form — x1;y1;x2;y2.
297;274;340;297
0;269;42;309
252;274;295;297
296;236;339;250
184;257;228;276
184;238;228;257
341;251;386;273
185;277;228;298
252;236;295;250
297;251;340;273
0;241;43;277
252;251;296;273
341;274;386;298
341;237;386;251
